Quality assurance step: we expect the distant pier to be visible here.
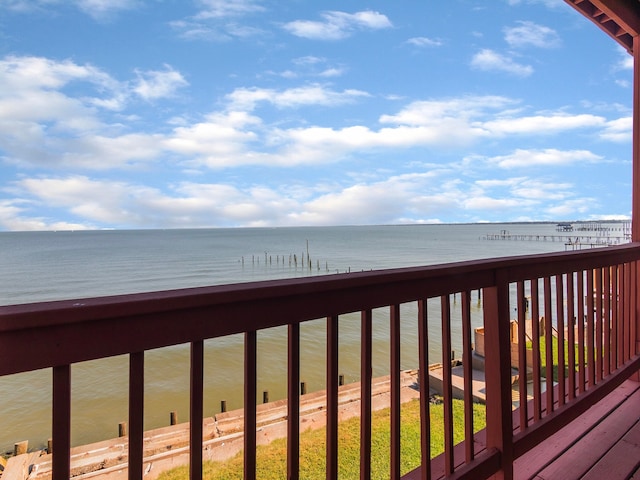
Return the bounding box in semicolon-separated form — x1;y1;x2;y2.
482;226;628;249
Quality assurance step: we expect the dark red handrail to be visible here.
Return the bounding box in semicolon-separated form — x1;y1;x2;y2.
1;243;639;479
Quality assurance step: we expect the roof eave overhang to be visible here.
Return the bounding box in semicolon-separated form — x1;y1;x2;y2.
564;0;639;54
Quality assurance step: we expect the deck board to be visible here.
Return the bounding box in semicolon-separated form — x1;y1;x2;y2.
513;380;640;479
514;379;640;480
581;416;640;480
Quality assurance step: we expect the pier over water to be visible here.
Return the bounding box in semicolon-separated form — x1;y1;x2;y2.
482;221;630;249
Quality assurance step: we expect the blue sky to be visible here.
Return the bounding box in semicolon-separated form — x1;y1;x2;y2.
0;0;634;230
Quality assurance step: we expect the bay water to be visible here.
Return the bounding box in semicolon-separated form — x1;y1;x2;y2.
0;223;626;453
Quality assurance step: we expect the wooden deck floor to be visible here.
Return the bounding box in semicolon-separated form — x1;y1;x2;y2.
514;379;640;480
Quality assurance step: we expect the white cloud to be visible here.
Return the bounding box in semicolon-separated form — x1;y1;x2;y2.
75;0;139;19
615;47;634;71
407;37;443;47
0;199;93;231
163;111;262;168
4;166;469;228
463;196;528;211
512;181;571;201
487;149;602;168
1;158;603;229
506;0;561;8
318;68;344;78
1;0;139;19
471;49;533;76
12;176;284;228
619;56;634;70
599;117;632;142
292;56;324;66
0;57;114;149
194;0;265;20
225;85;369;111
0;55;119;98
0;56;183;169
170;0;266;41
0;57;617;175
546;198;594;217
483;113;606;135
504;21;560;48
464;176;578;213
281;57;346;79
380;96;515;126
170;20;265;42
283;10;392;40
133;65;189;101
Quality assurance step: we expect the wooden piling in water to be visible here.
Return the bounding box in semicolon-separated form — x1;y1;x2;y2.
118;422;127;437
221;400;227;413
170;411;178;426
14;441;28;456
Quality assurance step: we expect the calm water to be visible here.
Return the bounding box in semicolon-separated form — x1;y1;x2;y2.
0;223;627;453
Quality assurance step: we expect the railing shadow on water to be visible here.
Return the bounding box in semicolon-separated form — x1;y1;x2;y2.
1;243;640;479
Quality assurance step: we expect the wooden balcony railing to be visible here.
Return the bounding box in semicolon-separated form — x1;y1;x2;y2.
1;243;640;479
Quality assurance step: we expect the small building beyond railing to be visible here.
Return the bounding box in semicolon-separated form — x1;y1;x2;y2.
1;243;640;479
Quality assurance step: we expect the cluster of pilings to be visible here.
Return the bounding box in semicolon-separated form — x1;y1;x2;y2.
241;240;332;273
241;251;329;272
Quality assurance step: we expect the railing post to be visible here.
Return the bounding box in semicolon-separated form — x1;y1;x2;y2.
482;272;514;480
632;24;640;381
632;33;640;242
634;259;640;382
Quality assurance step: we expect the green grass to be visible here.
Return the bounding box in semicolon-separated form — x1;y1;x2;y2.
157;398;486;480
526;335;582;381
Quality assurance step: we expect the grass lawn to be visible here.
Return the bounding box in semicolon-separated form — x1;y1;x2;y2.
526;335;583;381
157;398;486;480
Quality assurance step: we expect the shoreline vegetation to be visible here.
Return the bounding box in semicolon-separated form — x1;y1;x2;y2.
157;398;486;480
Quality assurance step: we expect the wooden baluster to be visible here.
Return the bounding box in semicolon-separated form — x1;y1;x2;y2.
603;267;611;378
326;315;339;480
531;279;542;421
418;299;431;480
556;274;566;406
190;340;204;480
544;277;554;412
595;268;604;383
517;281;529;428
391;304;401;480
462;290;475;461
129;352;144;480
577;271;586;393
587;271;596;388
567;273;576;400
52;365;71;480
360;309;372;480
244;331;257;480
441;295;454;476
288;323;300;480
